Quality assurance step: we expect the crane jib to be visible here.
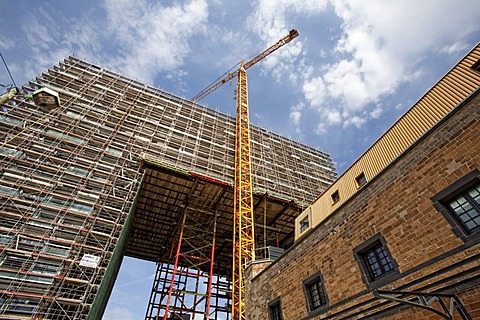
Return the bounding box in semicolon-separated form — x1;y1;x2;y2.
191;29;299;102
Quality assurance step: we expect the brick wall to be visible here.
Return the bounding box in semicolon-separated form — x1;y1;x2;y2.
246;91;480;319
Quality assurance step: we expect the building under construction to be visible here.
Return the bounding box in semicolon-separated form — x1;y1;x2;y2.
0;56;337;319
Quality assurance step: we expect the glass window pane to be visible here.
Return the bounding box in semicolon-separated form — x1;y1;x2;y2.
363;244;395;280
468;186;480;204
305;277;327;310
447;184;480;233
466;221;476;229
269;301;282;320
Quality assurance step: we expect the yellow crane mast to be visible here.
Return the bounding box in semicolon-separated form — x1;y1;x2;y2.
232;64;253;320
192;29;299;320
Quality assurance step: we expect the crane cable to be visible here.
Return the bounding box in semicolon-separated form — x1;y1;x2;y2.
252;134;269;254
195;62;241;101
0;52;18;89
0;52;66;150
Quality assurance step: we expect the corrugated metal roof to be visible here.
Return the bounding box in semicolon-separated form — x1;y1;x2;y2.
296;43;480;240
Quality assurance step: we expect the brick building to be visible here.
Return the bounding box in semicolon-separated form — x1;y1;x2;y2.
246;46;480;319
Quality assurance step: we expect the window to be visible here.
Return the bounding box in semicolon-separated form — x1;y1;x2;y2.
41;243;71;257
0;234;13;247
34;208;58;221
0;253;31;270
268;297;283;320
5;298;40;314
432;170;480;241
446;184;480;233
43;196;68;209
299;216;309;233
355;172;367;188
472;60;480;73
331;190;340;204
362;244;395;280
69;202;94;214
303;272;328;313
354;233;398;287
32;259;62;275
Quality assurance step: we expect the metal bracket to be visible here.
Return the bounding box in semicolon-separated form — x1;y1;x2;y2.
374;290;471;320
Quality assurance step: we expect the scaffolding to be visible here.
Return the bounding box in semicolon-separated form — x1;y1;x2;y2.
0;56;337;319
145;205;218;320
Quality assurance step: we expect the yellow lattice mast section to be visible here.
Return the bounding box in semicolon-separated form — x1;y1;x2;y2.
232;64;255;320
192;29;299;320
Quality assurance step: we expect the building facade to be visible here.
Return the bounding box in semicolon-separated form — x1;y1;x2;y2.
246;46;480;319
0;56;336;319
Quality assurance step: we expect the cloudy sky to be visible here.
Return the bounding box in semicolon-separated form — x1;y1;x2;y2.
1;0;479;318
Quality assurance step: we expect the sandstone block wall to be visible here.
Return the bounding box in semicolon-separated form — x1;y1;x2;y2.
247;91;480;319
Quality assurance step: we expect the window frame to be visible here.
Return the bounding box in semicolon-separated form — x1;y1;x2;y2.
472;60;480;73
432;169;480;242
355;172;367;188
331;190;340;205
268;296;283;320
302;272;329;314
353;233;399;289
299;215;309;234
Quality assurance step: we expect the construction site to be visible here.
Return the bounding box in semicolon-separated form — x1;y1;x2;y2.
1;18;479;319
0;42;337;319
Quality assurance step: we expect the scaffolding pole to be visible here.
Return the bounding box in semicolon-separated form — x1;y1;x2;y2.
145;207;220;320
0;55;335;319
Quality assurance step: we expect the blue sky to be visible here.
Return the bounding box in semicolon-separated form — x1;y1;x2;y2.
1;0;479;318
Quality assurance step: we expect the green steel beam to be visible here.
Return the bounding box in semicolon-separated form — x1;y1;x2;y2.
87;180;143;320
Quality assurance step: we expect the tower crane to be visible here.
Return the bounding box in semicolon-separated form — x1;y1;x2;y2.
192;29;299;320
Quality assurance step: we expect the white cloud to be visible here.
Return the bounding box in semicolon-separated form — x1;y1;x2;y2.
0;36;15;50
21;7;66;67
247;0;328;81
439;42;469;55
301;0;480;131
212;28;253;71
289;102;304;126
24;48;71;80
18;0;210;86
19;8;71;80
22;9;59;52
103;0;209;84
63;18;102;58
323;59;381;110
315;122;326;135
114;272;155;289
249;0;328;43
289;112;301;126
18;7;102;82
302;77;326;107
343;115;366;128
103;306;135;320
254;112;265;121
329;0;480;103
370;106;382;119
326;110;342;124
